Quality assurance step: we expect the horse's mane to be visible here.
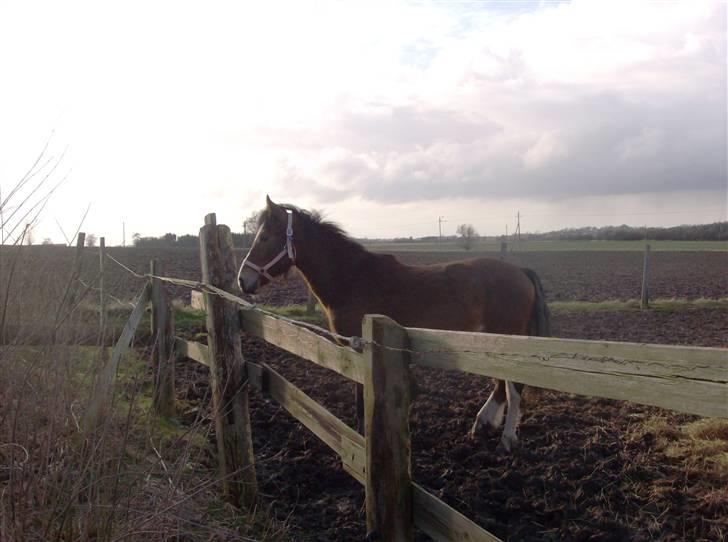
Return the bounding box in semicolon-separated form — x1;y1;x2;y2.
260;204;370;258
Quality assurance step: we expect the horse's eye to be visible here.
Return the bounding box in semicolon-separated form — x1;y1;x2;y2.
260;235;269;243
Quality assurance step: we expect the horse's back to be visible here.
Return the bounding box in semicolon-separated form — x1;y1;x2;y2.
383;257;536;334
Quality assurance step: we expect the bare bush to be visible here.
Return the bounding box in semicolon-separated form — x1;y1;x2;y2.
456;223;478;250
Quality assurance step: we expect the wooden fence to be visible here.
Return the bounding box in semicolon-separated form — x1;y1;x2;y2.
98;214;727;542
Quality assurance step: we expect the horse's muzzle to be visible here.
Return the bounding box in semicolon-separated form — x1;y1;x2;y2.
238;267;260;294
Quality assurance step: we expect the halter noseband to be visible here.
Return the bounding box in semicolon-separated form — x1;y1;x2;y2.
242;209;296;282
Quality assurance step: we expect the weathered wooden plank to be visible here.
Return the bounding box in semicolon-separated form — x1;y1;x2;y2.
246;361;365;477
247;356;494;542
408;329;728;418
200;215;257;508
190;290;206;311
413;484;502;542
85;283;151;430
341;431;366;484
151;259;175;417
174;337;209;366
240;308;365;384
261;364;366;482
363;315;413;541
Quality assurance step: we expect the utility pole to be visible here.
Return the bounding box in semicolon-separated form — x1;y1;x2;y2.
516;211;521;243
122;221;126;247
438;216;446;245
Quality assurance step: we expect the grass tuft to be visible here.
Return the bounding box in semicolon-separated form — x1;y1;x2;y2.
550;297;728;313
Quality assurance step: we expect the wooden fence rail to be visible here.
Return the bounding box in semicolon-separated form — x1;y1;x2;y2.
407;328;728;418
172;332;497;541
22;220;723;540
137;214;727;542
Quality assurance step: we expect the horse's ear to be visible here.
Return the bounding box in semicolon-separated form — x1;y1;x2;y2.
265;195;286;221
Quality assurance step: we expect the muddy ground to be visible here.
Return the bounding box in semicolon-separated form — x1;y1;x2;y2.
7;245;726;540
5;246;724;305
176;306;727;542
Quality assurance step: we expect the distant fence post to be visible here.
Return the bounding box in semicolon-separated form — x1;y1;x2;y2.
641;243;651;310
99;237;108;361
362;314;413;542
500;240;507;259
150;259;176;417
69;232;86;307
52;232;86;344
200;213;258;508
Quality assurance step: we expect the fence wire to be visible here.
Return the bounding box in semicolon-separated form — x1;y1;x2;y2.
104;252;361;348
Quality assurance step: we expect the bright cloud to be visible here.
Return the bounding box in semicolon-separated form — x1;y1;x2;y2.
0;0;725;242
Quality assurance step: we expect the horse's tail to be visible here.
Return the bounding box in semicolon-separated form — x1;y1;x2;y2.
522;268;551;337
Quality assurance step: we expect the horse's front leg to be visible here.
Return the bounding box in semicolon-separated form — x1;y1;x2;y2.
470;379;506;438
497;381;524;453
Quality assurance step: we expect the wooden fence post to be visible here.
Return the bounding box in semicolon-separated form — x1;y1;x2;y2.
99;237;108;361
69;232;86;308
362;314;413;541
200;213;258;508
641;243;651;310
52;232;86;345
151;259;176;417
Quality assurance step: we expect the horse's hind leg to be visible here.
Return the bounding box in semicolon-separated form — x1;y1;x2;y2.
469;379;506;439
498;381;524;453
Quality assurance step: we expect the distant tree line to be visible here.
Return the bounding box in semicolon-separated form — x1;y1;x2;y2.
131;221;727;248
132;232;252;248
525;222;727;242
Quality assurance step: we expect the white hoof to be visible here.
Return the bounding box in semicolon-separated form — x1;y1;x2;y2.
497;433;518;454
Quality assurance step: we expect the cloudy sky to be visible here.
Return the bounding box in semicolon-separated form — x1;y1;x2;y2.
0;0;725;244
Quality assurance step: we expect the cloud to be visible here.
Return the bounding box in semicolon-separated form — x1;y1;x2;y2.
0;1;724;242
271;1;726;205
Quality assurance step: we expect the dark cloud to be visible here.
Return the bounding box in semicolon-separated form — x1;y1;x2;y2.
276;87;726;204
271;2;726;207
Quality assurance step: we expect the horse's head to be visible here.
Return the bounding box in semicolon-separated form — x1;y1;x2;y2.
238;196;297;294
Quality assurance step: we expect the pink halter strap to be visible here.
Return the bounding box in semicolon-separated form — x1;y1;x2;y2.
242;209;296;281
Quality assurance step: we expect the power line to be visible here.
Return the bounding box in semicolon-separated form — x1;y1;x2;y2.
438;216;447;244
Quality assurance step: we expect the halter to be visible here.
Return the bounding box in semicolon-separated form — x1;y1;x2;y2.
241;209;296;281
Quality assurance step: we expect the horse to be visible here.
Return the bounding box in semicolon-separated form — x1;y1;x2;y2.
238;196;551;452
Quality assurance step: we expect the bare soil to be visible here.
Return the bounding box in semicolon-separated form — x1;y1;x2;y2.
7;245;726;540
178;307;727;541
11;246;721;304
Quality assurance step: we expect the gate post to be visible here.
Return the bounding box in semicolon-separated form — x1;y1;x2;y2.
641;243;651;310
200;213;258;508
362;314;413;541
150;259;176;417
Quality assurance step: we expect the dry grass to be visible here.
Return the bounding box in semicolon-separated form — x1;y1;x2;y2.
0;244;288;541
550;297;728;313
633;415;728;473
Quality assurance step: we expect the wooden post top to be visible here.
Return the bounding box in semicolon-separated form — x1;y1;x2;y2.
205;213;217;226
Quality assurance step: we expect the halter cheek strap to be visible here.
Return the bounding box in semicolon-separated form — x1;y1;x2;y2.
242;210;296;281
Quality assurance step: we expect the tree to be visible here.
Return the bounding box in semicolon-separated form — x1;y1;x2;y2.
242;210;262;248
456;223;477;250
86;233;98;247
132;233;141;246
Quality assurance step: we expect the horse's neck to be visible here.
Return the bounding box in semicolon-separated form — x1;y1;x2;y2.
294;230;365;311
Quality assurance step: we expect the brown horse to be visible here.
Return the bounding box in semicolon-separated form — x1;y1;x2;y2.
238;196;551;452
